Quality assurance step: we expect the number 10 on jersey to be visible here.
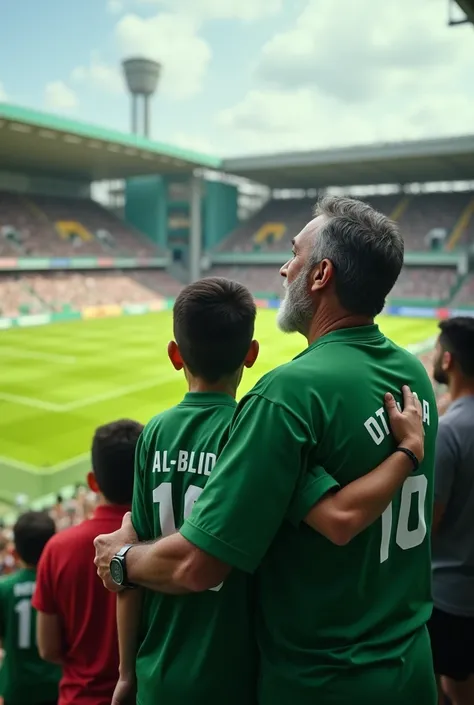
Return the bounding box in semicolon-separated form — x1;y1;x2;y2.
380;474;428;563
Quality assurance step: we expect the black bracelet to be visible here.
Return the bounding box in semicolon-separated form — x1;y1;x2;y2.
395;446;420;472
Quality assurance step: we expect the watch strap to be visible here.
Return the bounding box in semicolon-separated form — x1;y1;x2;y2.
112;544;136;588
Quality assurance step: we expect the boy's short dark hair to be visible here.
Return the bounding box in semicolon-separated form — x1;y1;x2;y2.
439;317;474;378
14;511;55;566
173;277;256;383
91;419;144;505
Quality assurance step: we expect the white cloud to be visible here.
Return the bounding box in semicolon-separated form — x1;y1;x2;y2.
0;81;8;102
71;53;124;94
44;81;78;112
136;0;283;22
107;0;124;13
217;0;474;155
115;12;211;99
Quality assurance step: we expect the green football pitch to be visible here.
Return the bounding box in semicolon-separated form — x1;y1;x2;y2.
0;311;438;509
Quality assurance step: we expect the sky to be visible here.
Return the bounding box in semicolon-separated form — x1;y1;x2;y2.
1;0;474;158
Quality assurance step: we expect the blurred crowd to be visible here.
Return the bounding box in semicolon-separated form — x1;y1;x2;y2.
0;271;183;317
0;487;99;578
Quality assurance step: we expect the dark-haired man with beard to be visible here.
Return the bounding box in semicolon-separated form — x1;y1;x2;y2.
428;317;474;705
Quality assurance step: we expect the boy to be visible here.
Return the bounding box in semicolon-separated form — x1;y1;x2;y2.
103;277;424;705
32;419;143;705
0;511;60;705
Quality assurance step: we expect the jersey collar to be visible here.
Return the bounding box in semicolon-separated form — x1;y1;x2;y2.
294;324;384;360
181;392;237;407
93;504;131;520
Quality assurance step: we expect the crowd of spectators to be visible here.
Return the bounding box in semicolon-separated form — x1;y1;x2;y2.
0;191;159;257
217;192;474;254
388;267;459;302
453;274;474;306
0;271;183;317
0;486;99;580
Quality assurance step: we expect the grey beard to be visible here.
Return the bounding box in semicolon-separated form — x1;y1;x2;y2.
277;269;313;335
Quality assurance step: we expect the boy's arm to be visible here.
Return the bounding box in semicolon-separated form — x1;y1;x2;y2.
303;386;424;544
32;543;65;664
36;613;64;665
112;589;143;705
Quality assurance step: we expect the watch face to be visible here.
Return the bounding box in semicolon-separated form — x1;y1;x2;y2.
110;557;124;585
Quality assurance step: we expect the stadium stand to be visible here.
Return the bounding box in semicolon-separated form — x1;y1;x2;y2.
396;192;474;251
0;271;182;316
452;274;474;306
208;265;468;304
208;265;282;296
216;192;474;254
388;267;459;302
130;270;184;297
0;192;159;257
217;199;313;253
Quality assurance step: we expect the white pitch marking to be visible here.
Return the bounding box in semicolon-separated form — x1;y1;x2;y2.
0;455;39;472
0;347;77;364
0;392;63;412
0;371;175;413
48;452;90;472
60;372;176;412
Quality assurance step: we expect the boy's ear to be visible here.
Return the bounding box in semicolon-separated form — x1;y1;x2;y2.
168;341;184;371
244;340;259;369
87;471;99;494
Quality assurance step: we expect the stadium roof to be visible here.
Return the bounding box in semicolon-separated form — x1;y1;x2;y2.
222;135;474;188
0;103;221;181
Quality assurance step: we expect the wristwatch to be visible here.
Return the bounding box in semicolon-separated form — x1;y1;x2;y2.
110;545;136;589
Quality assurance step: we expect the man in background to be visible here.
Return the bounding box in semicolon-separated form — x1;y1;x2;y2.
33;419;143;705
429;317;474;705
0;511;59;705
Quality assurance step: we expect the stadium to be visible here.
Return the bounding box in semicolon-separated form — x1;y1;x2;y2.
1;79;474;517
2;2;474;705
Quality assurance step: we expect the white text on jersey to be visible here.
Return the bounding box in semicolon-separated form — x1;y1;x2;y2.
152;450;217;476
364;396;431;446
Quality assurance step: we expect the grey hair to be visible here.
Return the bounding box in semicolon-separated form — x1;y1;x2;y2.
310;195;404;317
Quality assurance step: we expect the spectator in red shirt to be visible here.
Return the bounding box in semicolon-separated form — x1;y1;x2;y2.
33;419;143;705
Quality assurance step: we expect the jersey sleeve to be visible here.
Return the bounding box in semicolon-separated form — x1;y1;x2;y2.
434;419;459;505
286;465;340;527
32;542;57;615
180;394;310;573
131;432;152;541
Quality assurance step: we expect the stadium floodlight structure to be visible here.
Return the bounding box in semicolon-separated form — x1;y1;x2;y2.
122;57;161;138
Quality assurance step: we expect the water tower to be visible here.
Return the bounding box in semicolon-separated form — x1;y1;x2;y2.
122;57;161;138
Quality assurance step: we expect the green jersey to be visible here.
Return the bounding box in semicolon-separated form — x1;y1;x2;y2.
132;392;257;705
0;568;60;704
181;325;438;705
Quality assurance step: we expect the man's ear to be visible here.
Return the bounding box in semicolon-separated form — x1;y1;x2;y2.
87;471;99;494
442;350;453;373
168;340;184;371
309;259;334;293
244;340;260;369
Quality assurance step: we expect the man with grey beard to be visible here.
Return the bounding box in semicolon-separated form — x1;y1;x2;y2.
95;196;438;705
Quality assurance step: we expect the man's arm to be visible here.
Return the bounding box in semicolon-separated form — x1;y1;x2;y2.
432;419;458;534
303;387;424;544
126;532;230;593
95;394;308;591
36;612;64;665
